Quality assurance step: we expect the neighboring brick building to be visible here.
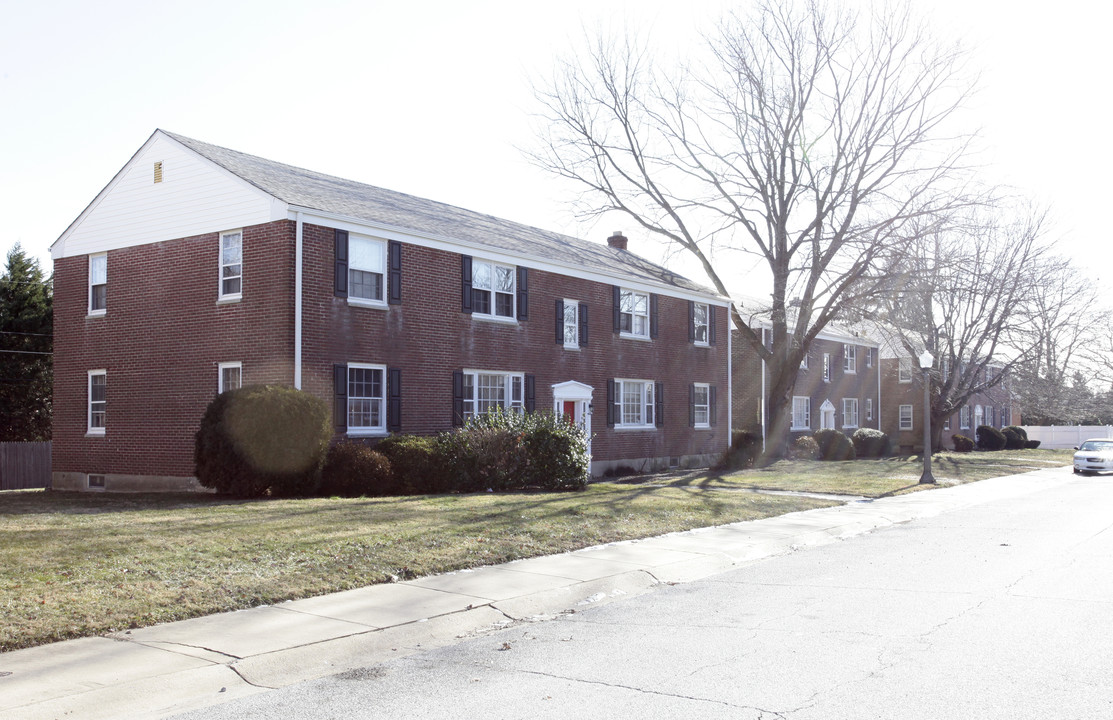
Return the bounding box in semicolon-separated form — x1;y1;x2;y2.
879;355;1018;452
51;130;731;491
732;310;881;445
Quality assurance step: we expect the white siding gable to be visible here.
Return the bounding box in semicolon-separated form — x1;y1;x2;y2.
52;132;287;259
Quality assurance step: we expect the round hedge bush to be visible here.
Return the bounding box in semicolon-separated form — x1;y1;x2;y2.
320;442;395;497
813;429;856;461
194;385;331;497
851;428;892;458
717;430;762;470
976;425;1007;451
1001;426;1026;450
375;434;446;494
952;434;974;452
790;435;820;460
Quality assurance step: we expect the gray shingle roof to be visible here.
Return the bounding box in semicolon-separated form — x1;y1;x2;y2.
163;131;718;298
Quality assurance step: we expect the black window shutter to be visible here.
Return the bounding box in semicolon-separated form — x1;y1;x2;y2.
334;230;348;297
688;301;695;342
612;286;621;333
650;294;659;339
555;299;564;344
578;303;589;346
709;305;717;345
333;364;347;431
710;386;718;426
689;383;696;427
452;370;465;426
516;267;529;321
387;367;401;432
388;241;402;305
606;379;615;427
525;374;536;412
460;256;473;313
654;382;664;428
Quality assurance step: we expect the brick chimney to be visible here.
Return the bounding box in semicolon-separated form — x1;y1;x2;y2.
607;231;628;250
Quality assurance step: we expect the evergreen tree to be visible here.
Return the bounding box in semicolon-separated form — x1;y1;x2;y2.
0;244;52;440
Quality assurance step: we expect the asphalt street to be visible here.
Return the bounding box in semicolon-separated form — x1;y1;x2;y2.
172;472;1113;720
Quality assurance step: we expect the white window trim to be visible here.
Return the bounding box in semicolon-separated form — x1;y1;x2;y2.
348;234;388;308
87;369;106;436
693;382;711;429
822;353;831;382
842;398;859;429
865;397;873;421
463;369;525;420
899;404;914;431
218;361;242;394
791;396;811;431
898;357;912;383
88;253;107;316
619;288;651;340
866;348;873;368
960;406;971;430
218;230;243;302
471;259;516;321
693;302;710;347
615;378;656;429
563;298;579;350
347;362;388;436
844;346;857;374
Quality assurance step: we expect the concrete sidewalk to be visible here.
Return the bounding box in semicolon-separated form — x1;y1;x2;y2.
1;465;1074;720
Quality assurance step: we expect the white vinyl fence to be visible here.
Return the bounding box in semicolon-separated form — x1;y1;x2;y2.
1021;426;1113;450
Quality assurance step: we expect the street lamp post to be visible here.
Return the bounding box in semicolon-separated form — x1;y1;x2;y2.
918;350;936;485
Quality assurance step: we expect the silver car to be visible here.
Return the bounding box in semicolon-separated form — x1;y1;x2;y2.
1073;439;1113;475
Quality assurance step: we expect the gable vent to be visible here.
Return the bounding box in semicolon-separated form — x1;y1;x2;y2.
153;161;163;184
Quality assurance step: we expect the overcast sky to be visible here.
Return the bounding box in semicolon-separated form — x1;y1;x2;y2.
2;0;1109;305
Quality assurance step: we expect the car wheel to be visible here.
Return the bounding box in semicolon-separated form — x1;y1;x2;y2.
1074;467;1081;474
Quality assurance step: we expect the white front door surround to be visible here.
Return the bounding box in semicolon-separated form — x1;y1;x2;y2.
552;380;593;466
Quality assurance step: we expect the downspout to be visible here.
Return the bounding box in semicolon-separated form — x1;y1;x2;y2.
726;307;733;450
761;348;767;451
876;349;881;430
294;212;303;390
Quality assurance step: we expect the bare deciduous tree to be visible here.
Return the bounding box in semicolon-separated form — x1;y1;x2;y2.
530;0;978;456
870;208;1054;448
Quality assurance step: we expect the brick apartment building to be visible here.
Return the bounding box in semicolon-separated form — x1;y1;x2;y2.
732;310;881;445
879;355;1018;452
51;130;731;491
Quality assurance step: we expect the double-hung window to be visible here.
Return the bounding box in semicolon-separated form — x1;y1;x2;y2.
791;396;811;430
89;254;107;315
463;370;524;420
692;302;709;345
844;345;856;373
615;379;655;428
865;398;873;421
88;370;106;435
822;353;831;382
866;348;873;368
898;357;913;383
220;231;242;300
619;289;650;338
218;362;242;393
349;234;386;304
347;363;387;434
563;299;579;348
960;406;971;429
693;383;710;428
800;352;809;370
842;398;859;429
471;260;515;319
899;404;914;431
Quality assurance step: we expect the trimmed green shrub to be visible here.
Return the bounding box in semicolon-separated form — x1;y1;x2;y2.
813;429;857;461
1004;425;1028;441
851;428;892;458
790;435;820;460
194;385;331;497
717;430;762;470
1025;439;1041;449
1001;426;1026;450
976;425;1007;451
320;443;394;497
376;434;448;494
952;434;974;452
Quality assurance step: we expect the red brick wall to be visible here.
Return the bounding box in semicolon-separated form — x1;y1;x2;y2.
53;219;730;483
300;222;730;466
731;333;880;438
52;221;296;479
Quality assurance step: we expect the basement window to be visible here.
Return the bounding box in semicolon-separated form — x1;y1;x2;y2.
87;474;106;490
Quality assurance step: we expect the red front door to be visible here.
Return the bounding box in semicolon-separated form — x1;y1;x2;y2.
562;400;576;424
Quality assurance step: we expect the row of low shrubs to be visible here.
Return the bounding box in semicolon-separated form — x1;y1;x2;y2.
952;425;1041;453
194;386;589;498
